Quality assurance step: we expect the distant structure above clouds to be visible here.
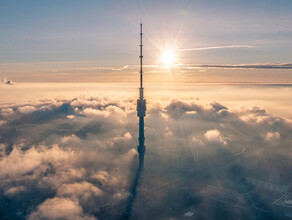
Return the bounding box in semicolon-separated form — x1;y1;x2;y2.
0;76;14;85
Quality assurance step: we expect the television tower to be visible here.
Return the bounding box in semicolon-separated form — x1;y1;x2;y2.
137;22;146;167
120;22;146;220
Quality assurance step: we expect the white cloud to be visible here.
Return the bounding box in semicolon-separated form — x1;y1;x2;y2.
17;105;36;114
0;145;76;179
57;181;103;200
1;108;14;117
204;129;227;146
28;197;95;220
92;170;119;187
82;105;127;124
82;108;108;117
113;132;132;142
61;134;81;144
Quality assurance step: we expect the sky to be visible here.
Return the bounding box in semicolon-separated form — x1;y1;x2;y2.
0;0;292;83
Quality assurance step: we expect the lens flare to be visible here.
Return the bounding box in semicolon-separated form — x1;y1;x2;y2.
161;50;176;67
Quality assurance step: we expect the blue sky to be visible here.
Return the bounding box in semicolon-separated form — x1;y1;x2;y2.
0;0;292;82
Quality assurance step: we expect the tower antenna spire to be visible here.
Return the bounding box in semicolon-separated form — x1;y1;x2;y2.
139;22;143;94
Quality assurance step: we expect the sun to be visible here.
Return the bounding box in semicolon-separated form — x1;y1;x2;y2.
161;50;176;67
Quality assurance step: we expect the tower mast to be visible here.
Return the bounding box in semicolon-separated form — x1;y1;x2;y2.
139;22;143;94
137;22;146;165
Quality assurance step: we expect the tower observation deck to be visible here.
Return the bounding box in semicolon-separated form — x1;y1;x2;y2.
137;22;146;165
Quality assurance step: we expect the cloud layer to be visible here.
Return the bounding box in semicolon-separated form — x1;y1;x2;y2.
0;95;292;219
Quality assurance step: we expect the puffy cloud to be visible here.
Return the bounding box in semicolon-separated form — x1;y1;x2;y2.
57;181;103;200
61;134;81;145
204;129;227;146
1;108;14;117
92;170;119;187
113;132;132;142
81;105;127;124
82;108;107;117
165;99;202;119
17;105;36;114
0;145;76;179
164;99;231;122
28;197;95;220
